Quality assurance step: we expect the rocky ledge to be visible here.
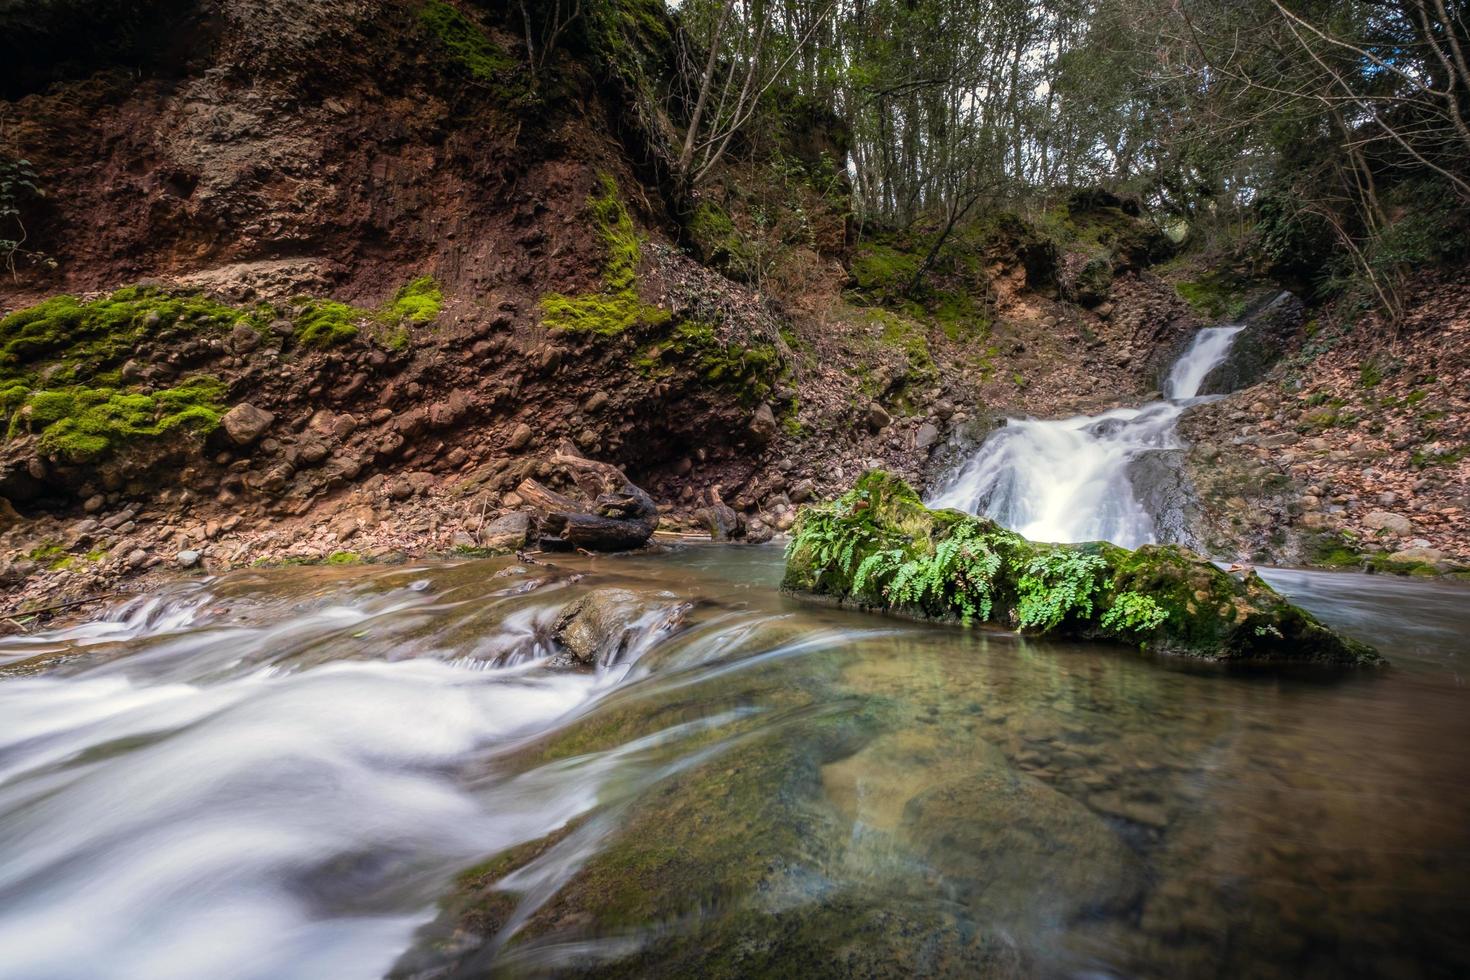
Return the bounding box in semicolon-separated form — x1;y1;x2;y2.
781;471;1382;666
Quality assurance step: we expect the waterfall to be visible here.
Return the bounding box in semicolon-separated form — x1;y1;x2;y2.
928;326;1243;548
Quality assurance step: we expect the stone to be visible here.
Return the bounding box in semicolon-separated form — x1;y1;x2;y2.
126;548;149;569
866;402;892;432
478;511;530;551
744;519;774;544
914;422;940;450
1386;546;1444;565
83;494;105;513
296;439;331;465
1363;511;1412;536
176;550;201;568
450;530;477;550
230;322;261;353
934;399;956;420
552;589;646;666
584;391;611;413
221;404;275;445
747;402;779;445
506;423;534;452
789;479;816;503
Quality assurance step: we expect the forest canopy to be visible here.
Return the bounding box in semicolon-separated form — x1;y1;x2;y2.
518;0;1470;318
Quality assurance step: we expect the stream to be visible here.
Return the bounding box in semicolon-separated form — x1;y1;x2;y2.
2;324;1467;978
1;548;1468;978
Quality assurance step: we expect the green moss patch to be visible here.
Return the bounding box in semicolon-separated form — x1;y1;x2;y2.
541;174;671;335
848;233;992;342
783;471;1381;665
386;276;442;324
634;320;783;404
291;276;445;349
0;286;268;383
416;0;516;80
8;375;226;462
1174;271;1248;321
294;299;366;348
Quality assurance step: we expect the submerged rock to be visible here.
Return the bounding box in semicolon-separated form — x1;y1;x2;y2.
782;471;1382;665
551;588;646;667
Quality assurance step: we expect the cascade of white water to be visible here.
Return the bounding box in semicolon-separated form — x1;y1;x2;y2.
928;326;1244;547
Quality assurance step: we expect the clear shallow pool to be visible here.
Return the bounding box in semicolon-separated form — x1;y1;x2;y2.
1;546;1466;978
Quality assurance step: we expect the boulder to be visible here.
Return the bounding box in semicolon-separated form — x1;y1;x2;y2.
865;403;891;432
747;403;779;445
552;589;646;667
479;511;530;552
782;470;1382;666
1363;511;1413;536
221;404;275;445
914;422;940;450
506;423;533;452
1197;291;1305;395
901;747;1143;922
229;322;261;353
1386;546;1444;565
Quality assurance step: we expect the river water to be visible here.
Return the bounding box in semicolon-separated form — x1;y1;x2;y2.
929;326;1243;547
0;547;1467;978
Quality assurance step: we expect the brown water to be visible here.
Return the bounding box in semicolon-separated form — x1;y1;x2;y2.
0;546;1467;978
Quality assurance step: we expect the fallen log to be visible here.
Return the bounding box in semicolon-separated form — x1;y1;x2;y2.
516;450;659;552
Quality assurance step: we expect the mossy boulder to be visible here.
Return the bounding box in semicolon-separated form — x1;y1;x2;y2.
781;471;1381;665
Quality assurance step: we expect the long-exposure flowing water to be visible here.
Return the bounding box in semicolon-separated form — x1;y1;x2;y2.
1;547;1467;978
929;326;1243;546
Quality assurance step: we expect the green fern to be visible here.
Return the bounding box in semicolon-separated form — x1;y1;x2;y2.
1099;591;1169;633
1015;551;1106;632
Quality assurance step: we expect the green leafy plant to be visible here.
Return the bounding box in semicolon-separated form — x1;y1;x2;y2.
1099;591;1168;633
1015;551;1106;631
1;154;41;278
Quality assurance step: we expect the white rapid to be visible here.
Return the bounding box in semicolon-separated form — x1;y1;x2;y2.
929;326;1243;548
0;566;697;980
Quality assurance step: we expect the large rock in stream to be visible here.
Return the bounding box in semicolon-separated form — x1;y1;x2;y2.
781;471;1382;665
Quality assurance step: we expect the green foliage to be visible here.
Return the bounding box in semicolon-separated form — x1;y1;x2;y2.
0;286;266;375
850;242;922;303
1099;591;1169;633
416;0;515;80
294;299;365;348
1358;356;1384;389
9;375;226;461
292;276;442;348
0;154;40;272
326;550;363;565
689;201;742;265
1015;551;1106;632
541;174;670;335
1174;273;1247;321
386;276;443;324
636;320;783;404
784;471;1377;663
847;231;992;344
788;474;1014;624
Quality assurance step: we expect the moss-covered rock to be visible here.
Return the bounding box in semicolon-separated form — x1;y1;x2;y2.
781;471;1382;665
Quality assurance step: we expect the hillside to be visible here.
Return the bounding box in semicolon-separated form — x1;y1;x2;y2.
0;0;1466;623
